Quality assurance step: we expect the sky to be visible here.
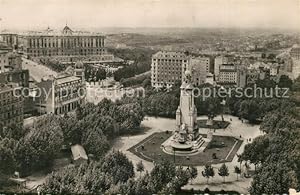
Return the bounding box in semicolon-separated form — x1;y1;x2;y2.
0;0;300;30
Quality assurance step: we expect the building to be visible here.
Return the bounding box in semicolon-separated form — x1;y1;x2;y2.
71;144;88;165
0;43;13;73
0;49;8;73
0;43;33;115
0;51;22;73
290;45;300;79
214;55;234;78
151;51;211;88
0;84;24;130
237;68;247;88
36;73;85;115
17;25;106;63
0;42;22;73
206;73;214;85
0;69;29;88
218;64;237;85
151;51;188;88
188;57;208;86
74;61;85;81
0;34;18;49
270;63;280;76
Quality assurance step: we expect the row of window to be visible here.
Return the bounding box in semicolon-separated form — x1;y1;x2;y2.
29;49;105;57
29;38;104;48
54;100;82;114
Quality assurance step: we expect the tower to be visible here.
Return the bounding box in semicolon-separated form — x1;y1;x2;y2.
74;61;85;82
175;70;199;143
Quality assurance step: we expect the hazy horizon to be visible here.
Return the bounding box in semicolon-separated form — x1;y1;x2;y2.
0;0;300;31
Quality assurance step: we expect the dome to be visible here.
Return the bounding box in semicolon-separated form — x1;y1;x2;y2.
75;61;84;69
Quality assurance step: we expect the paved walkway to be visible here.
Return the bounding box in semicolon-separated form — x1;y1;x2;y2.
112;114;263;194
22;58;58;82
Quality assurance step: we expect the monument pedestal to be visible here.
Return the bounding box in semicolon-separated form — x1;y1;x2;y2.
161;70;211;156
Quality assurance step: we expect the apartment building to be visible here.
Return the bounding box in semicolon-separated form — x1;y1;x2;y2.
36;73;85;115
151;51;211;87
0;84;24;129
151;51;188;88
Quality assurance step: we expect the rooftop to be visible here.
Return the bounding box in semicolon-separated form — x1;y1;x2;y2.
153;51;187;59
18;26;104;37
55;74;81;85
71;144;88;161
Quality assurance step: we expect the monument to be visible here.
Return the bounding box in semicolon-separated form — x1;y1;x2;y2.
162;70;208;154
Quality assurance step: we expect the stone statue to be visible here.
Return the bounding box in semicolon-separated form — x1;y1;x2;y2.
184;70;192;83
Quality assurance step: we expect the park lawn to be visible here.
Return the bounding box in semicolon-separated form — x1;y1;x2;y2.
128;132;243;166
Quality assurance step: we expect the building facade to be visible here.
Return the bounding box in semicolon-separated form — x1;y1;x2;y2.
151;51;211;88
151;51;188;88
17;25;106;63
0;84;24;129
0;34;18;49
36;74;85;115
214;55;235;78
218;64;237;85
188;57;208;86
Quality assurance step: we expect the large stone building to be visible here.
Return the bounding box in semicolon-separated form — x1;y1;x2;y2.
36;73;85;115
0;34;18;49
151;51;211;88
12;25;106;63
0;44;31;114
0;84;24;129
151;51;188;88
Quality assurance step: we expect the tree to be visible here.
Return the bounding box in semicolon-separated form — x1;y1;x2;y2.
234;166;241;181
241;135;269;166
136;161;145;177
81;127;110;159
16;115;64;174
115;102;145;133
218;163;229;183
101;150;135;184
249;162;294;194
142;78;151;88
278;75;293;89
188;166;198;184
149;160;176;192
0;138;18;174
238;99;261;123
292;76;300;91
42;163;114;194
162;166;190;194
202;165;215;184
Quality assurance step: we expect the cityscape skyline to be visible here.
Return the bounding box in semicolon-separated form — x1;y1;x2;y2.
0;0;300;31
